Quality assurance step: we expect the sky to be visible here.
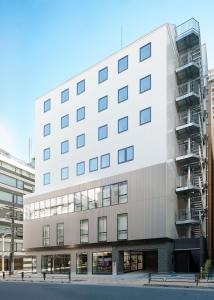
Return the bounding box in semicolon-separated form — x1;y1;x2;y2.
0;0;214;162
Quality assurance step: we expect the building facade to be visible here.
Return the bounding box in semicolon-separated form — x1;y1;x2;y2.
24;18;208;274
0;149;35;271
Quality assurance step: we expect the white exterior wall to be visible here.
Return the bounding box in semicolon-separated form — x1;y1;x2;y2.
35;23;174;196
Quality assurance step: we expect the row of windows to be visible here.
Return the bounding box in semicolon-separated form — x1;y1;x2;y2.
43;106;151;138
24;181;128;220
43;43;151;112
42;213;128;246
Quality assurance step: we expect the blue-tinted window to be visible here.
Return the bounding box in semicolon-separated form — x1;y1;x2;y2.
98;96;108;112
118;146;134;164
44;99;51;112
140;43;151;61
61;114;69;129
76;161;85;176
118;86;128;103
98;124;108;140
43;123;51;136
76;134;85;148
43;148;50;161
89;157;98;172
61;88;69;103
140;75;151;93
61;140;69;154
61;167;69;180
118;116;128;133
100;153;110;169
77;79;85;95
77;106;85;122
98;67;108;83
140;107;151;125
118;55;128;73
43;172;50;185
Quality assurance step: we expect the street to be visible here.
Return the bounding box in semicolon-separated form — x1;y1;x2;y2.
0;282;213;300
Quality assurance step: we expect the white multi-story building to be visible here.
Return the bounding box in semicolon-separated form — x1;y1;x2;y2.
24;18;208;274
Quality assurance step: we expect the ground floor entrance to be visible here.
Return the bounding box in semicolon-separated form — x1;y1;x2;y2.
123;250;158;273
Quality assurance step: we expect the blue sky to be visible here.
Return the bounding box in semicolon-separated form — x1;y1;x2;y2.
0;0;213;161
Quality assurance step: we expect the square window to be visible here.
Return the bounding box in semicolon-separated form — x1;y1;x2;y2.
43;123;51;136
98;96;108;112
98;125;108;140
77;106;85;122
76;161;85;176
61;114;69;129
77;134;85;148
118;146;134;164
61;167;69;180
140;107;151;125
118;86;128;103
43;148;50;160
61;88;69;103
61;140;69;154
43;172;50;185
89;157;98;172
77;79;85;95
140;43;151;61
98;67;108;83
44;99;51;112
100;153;110;169
140;75;151;93
118;55;128;73
118;116;128;133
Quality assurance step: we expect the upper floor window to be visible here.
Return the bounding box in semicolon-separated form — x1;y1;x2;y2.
61;140;69;154
61;88;69;103
43;147;50;161
80;219;88;243
61;114;69;129
100;153;110;169
118;116;128;133
98;96;108;112
118;86;128;103
43;172;50;185
117;213;128;240
118;55;128;73
43;225;50;246
118;146;134;164
77;79;85;95
43;123;51;137
89;157;98;172
140;107;151;125
61;166;69;180
140;43;151;61
44;99;51;112
76;161;85;176
98;216;107;242
77;106;85;122
56;223;64;245
98;67;108;83
98;124;108;140
76;133;85;148
140;75;151;93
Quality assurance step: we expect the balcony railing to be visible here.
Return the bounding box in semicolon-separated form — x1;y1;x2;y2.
177;81;199;98
177;141;199;157
178;52;199;68
175;208;200;222
177;111;199;127
176;18;200;38
177;174;201;188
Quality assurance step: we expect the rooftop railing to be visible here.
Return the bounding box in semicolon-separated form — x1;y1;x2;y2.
176;18;200;37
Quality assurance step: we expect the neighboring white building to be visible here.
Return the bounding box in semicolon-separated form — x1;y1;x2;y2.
24;18;208;274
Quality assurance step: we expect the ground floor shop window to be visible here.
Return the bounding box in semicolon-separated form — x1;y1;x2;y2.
41;254;70;273
76;253;88;274
92;252;112;274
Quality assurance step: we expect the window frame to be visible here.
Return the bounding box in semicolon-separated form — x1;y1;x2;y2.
61;140;69;154
98;95;108;112
98;216;107;242
77;79;85;95
140;107;151;125
43;172;50;185
117;213;128;241
100;153;110;169
43;224;50;246
118;116;128;133
118;146;134;164
43;123;51;137
118;55;128;73
140;74;151;93
76;106;85;122
56;223;64;245
61;88;69;103
61;166;69;181
140;42;151;62
76;133;85;149
89;157;98;172
118;85;128;103
98;66;108;84
44;99;51;113
80;219;89;244
76;161;85;176
43;147;50;161
98;124;108;141
61;114;69;129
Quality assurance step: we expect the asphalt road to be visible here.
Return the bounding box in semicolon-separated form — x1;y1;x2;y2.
0;282;214;300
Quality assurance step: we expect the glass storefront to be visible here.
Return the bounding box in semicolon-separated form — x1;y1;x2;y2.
41;254;70;273
92;252;112;274
76;253;88;274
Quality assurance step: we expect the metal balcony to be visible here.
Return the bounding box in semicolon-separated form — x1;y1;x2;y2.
176;53;200;84
175;208;200;225
176;175;201;194
176;112;200;137
176;81;200;109
176;18;200;53
176;141;200;165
